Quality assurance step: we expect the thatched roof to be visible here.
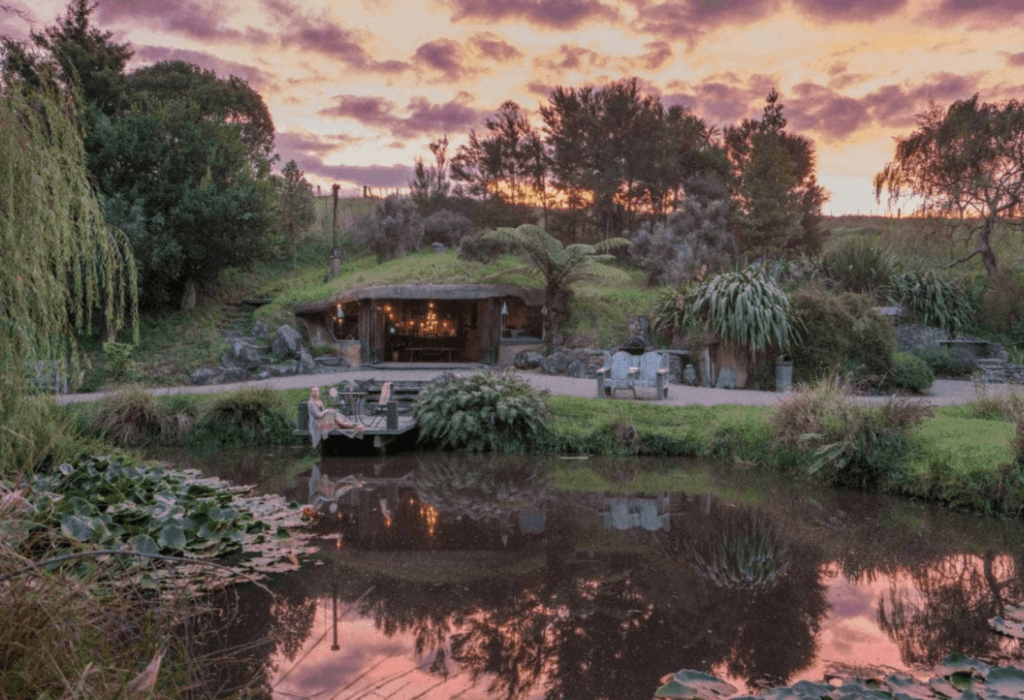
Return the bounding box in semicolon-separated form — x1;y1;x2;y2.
295;283;545;315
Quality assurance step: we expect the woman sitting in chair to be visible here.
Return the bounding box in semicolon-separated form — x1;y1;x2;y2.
308;386;365;448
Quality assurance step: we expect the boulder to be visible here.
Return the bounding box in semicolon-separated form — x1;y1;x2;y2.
189;367;219;386
272;325;304;359
568;359;587;378
296;350;318;375
541;353;569;375
432;242;446;253
252;320;269;341
515;351;544;370
266;364;296;378
220;366;251;383
223;340;262;370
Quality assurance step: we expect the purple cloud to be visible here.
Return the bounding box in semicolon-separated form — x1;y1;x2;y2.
275;130;361;158
664;73;779;125
1007;52;1024;67
318;94;484;139
413;39;472;81
469;32;524;63
261;0;408;73
97;0;250;42
792;0;908;22
928;0;1024;27
307;162;414;189
862;72;980;127
535;45;609;72
630;0;779;43
787;82;871;140
638;41;672;70
447;0;619;30
132;45;274;89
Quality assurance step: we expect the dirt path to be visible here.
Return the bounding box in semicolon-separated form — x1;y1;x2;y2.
57;367;986;408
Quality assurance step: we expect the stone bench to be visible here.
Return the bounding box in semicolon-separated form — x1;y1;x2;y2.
939;339;990;358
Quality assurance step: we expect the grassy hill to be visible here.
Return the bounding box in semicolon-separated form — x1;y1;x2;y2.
83;210;1024;391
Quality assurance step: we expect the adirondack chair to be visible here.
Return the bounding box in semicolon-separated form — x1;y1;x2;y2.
596;350;669;400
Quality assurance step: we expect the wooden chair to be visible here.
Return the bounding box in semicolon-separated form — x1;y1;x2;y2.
359;381;394;427
596;351;669;400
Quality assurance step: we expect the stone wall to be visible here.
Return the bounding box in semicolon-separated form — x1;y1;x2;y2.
896;323;1007;359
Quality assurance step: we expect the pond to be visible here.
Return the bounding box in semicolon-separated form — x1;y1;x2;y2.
150;448;1024;699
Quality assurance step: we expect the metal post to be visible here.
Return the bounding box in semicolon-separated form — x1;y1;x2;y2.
331;571;340;651
330;184;341;278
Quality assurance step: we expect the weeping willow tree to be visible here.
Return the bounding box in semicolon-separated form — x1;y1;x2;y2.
0;70;137;433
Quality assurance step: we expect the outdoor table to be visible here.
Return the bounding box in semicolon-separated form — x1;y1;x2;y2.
331;390;366;420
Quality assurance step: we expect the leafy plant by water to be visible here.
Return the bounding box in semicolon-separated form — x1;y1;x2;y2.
656;655;1024;700
688;510;791;592
415;370;554;452
887;270;977;338
186;387;297;451
13;454;312;589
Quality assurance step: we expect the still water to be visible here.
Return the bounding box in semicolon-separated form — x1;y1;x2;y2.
153;448;1024;699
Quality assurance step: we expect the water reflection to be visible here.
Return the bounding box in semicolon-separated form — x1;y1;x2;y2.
151;450;1024;698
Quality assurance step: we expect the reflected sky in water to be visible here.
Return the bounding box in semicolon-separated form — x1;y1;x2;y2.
151;449;1024;699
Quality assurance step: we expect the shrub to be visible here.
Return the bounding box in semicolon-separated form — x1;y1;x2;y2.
821;238;896;295
789;287;894;386
458;232;507;262
309;343;337;357
351;195;424;263
886;270;976;338
92;385;168;446
772;378;934;489
841;293;896;382
889;351;935;392
186;388;296;450
414;370;554;453
979;270;1024;333
912;346;977;378
423;209;474;248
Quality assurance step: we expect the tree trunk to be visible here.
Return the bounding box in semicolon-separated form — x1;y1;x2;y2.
979;217;999;280
181;278;197;309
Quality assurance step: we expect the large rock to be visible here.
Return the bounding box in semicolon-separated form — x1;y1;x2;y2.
220;366;251;383
223;340;262;370
515;351;544;370
266;364;296;378
296;350;318;375
252;320;269;341
568;359;587;378
189;367;219;386
272;325;304;359
541;353;569;375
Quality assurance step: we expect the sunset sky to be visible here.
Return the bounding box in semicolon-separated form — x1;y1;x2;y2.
2;0;1022;215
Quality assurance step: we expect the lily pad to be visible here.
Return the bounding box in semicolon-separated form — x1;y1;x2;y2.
656;671;737;699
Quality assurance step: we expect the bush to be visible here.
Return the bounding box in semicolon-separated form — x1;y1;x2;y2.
186;388;297;450
423;209;474;248
979;270;1024;333
772;378;934;489
789;287;894;386
912;346;978;378
414;370;554;453
889;351;935;392
351;195;424;263
821;238;896;294
92;385;168;446
458;232;507;262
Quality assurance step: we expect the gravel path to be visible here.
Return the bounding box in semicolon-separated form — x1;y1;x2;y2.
56;366;988;407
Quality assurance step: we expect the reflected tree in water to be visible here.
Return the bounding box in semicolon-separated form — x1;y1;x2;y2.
878;552;1024;666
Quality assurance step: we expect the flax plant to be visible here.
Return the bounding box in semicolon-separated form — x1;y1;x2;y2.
685;268;799;362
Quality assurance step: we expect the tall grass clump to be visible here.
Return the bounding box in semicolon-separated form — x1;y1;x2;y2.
821;238;897;295
415;370;554;453
186;387;297;451
772;378;934;489
91;385;169;446
0;400;107;478
886;270;977;338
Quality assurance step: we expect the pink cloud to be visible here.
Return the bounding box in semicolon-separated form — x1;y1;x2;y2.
447;0;619;29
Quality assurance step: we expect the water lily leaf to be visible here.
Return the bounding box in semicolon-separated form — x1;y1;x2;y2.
68;496;94;517
656;671;737;699
983;667;1024;698
888;673;935;700
939;655;988;676
60;514;94;542
274;527;290;540
989;606;1024;641
158;524;186;551
139;573;159;590
129;534;160;556
58;463;74;476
